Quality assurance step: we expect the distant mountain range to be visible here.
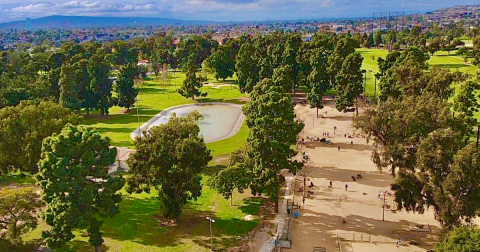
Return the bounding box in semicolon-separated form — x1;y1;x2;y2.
0;15;215;30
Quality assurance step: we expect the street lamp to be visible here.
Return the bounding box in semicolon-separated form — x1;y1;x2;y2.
382;190;387;221
135;98;141;138
362;69;367;96
206;217;215;251
369;70;377;102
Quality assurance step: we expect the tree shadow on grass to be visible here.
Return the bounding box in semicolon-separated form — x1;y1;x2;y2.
0;238;41;252
432;63;470;69
203;164;227;177
189;199;264;250
99;191;265;250
201;97;246;105
58;240;109;252
0;173;36;187
239;197;266;216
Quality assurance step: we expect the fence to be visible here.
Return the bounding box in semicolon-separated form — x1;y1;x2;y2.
337;233;398;244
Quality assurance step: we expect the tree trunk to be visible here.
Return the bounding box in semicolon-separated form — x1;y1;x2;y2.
230;193;233;206
274;193;279;213
355;97;359;117
95;245;101;252
316;107;318;118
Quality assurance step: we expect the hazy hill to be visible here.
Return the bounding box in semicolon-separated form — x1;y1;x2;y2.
0;15;214;30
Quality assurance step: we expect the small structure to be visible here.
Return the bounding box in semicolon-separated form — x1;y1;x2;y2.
137;59;150;67
108;147;135;174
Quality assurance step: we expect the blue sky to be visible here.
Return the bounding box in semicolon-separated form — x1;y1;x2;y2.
0;0;475;23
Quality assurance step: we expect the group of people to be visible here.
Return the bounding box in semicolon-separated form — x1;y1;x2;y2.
328;180;349;191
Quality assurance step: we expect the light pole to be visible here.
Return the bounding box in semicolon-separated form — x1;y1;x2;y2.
206;217;215;251
362;69;367;96
135;98;141;138
369;70;377;102
382;190;386;221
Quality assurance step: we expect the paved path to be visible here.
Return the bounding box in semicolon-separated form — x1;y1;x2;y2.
259;176;294;252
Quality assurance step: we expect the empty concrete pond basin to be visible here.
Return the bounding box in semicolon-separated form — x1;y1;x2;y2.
130;103;245;143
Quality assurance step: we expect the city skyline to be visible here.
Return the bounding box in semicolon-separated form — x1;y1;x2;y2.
0;0;477;23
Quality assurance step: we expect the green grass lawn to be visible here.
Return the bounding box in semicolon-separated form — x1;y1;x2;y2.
83;72;248;149
356;48;479;99
1;168;263;252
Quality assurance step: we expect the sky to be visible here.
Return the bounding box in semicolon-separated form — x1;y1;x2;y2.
0;0;476;23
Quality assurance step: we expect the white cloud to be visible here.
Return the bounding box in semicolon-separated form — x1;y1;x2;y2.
0;0;477;23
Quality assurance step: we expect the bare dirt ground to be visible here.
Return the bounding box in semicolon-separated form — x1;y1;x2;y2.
289;97;440;252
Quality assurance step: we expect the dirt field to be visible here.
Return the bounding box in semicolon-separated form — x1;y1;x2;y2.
289;98;440;252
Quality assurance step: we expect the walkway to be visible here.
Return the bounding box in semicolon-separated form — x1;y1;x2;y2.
259;176;294;252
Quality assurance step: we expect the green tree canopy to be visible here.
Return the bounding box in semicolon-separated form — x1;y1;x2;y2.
334;52;364;113
209;146;251;206
0;101;79;175
235;42;260;93
116;63;138;111
243;79;304;213
126;111;212;220
178;55;203;100
205;43;235;81
36;124;124;251
0;187;44;245
436;226;480;252
355;93;475;228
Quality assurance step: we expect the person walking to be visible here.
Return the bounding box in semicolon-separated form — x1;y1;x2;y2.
329;181;333;188
345;184;348;191
338;146;340;151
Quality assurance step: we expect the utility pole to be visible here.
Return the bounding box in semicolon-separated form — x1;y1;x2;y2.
372;12;374;34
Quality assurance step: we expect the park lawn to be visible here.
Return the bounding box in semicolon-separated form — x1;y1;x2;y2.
356;48;388;97
4;153;262;252
356;48;479;99
82;72;248;149
0;72;262;252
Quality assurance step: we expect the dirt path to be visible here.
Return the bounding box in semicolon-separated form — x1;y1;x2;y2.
289;97;440;252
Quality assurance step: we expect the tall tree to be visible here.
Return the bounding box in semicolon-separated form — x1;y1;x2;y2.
0;101;78;175
36;124;124;252
127;111;212;220
243;79;304;213
178;55;202;100
209;147;251;206
327;37;356;87
335;52;364;114
59;64;83;110
355;93;475;229
88;48;113;115
0;187;44;245
235;42;260;93
204;44;235;81
453;79;480;130
116;63;138;111
306;48;329;117
436;226;480;252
